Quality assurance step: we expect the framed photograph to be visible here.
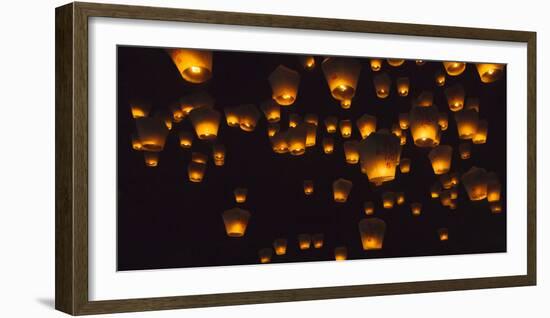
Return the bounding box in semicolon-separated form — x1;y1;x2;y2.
55;2;536;315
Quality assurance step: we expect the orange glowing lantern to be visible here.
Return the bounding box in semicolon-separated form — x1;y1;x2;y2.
400;158;411;173
370;58;383;71
267;123;280;137
396;192;405;205
300;56;316;70
398;113;409;130
450;172;460;186
191;152;208;164
472;119;488;144
373;73;391;98
435;69;446;87
358;218;386;250
222;208;251;237
438;112;449;131
461;166;488;201
387;59;405;67
438;228;449;241
273;238;288;255
358;130;401;186
459;142;471;159
428;145;453;175
298;234;312;250
167;48;212;83
445;83;465;112
178;130;193;149
236;104;261;132
333;178;353;203
334;246;347;261
268;65;300;106
135;117;169;152
224;107;239;127
260;99;281;123
188;162;206;183
476;63;505;83
343;140;360;164
324;116;338;133
322;57;361;108
454;109;479;140
443;61;466;76
155;111;173;131
170;104;185;123
490;202;503;214
258;248;273;264
233;188;248;203
440;190;452;206
400;132;407;145
212;143;226;164
189;107;221;141
322;137;335;154
364;201;375;215
143;152;159;167
440;173;453;190
305;123;317;147
411;202;422;216
431;182;442;198
416;60;426;66
466;97;480;112
339;120;353;138
414;90;434;107
304;113;319;126
409;105;441;147
270;131;288;154
391;124;402;137
312;234;324;248
286;124;308;156
356;114;377;139
382;192;395;209
396;77;410;96
303;180;314;196
179;91;215;118
288;113;301;128
486;172;501;203
130;101;151;119
131;134;143;151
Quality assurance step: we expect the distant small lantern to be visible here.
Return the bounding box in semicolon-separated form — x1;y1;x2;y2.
416;60;426;66
454;109;479;140
443;61;466;76
472;119;488;144
305;123;317;147
298;234;312;250
167;48;212;83
258;248;273;264
438;112;449;131
382;192;395;209
191;152;208;164
435;69;446;87
303;180;314;196
224;107;240;127
130;102;151;119
356;114;377;139
233;188;248;203
364;201;375;215
179;91;215;117
391;124;402;137
438;228;449;241
400;158;411;173
358;218;386;250
373;73;391;98
288;113;301;128
322;57;361;108
334;246;347;261
445;83;465;112
170;104;185;123
267;123;280;137
370;58;383;71
449;200;458;210
476;63;505;83
461;166;488;201
324;116;338;133
409;105;441;147
333;178;353;203
428;145;453;175
131;134;143;151
273;238;288;255
304;113;319;126
440;173;453;190
431;182;442;198
450;188;458;200
312;234;324;248
486;172;501;203
300;56;316;70
411;202;422;216
135;117;169;152
450;172;460;186
260;99;281;123
322;137;335;154
396;192;405;205
339;120;353;138
189;107;221;141
459;142;471;159
490;202;503;214
236;104;261;132
466;97;480;112
213;144;225;166
343;140;360;164
286;124;308;156
188;162;206;182
268;65;300;106
358;130;401;185
387;59;405;67
414;90;434;107
155;111;173;131
270;131;288;154
143;152;159;167
396;77;410;96
222;208;251;237
440;190;452;206
177;130;193;149
400;133;407;145
398;113;409;129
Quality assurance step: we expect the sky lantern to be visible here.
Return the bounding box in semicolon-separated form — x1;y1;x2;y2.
343;140;360;164
321;57;361;108
445;83;465;111
288;113;301;128
143;152;159;167
333;178;353;203
233;187;248;203
298;234;312;250
400;158;411;173
222;207;251;237
490;202;503;214
472;119;488;144
396;77;410;96
212;144;226;166
258;248;273;264
431;182;442;198
410;202;422;216
273;238;288;255
224;107;240;127
189;107;221;141
303;180;314;195
398;113;409;129
300;56;316;70
268;65;300;106
312;234;324;248
270;131;288;154
440;173;453;189
364;201;375;215
466;97;480;112
435;69;446;87
356;114;377;139
358;218;386;250
358;129;401;186
416;60;426;66
286;124;308;156
450;172;460;186
260;99;281;123
476;63;505;83
267;123;280;137
179;91;215;118
305;123;317;147
428;145;453;175
178;130;193;149
443;61;466;76
334;246;347;261
135;117;169;152
414;90;434;107
170;104;185;123
396;192;405;205
155;111;173;131
191;152;208;164
409;104;441;147
450;187;458;200
188;162;206;182
461;166;488;201
304;113;319;126
382;192;395;209
391;124;402;137
236;104;261;132
438;228;449;241
130;101;151;119
373;73;391;98
454;108;479;140
324;116;338;133
370;58;383;71
400;132;407;145
440;190;452;206
438;112;449;131
486;172;501;202
387;59;405;67
131;134;143;151
322;137;335;154
167;48;212;84
339;119;353;138
459;142;471;159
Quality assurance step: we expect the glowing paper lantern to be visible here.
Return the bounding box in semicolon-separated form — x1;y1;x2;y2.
431;182;442;198
305;123;317;147
454;109;479;140
370;59;382;71
170;104;184;123
396;77;410;96
130;101;151;119
224;107;239;127
356;114;377;139
435;69;446;87
445;83;465;112
135;117;169;152
450;188;458;200
472;119;488;144
416;60;426;66
411;202;422;216
440;190;452;206
440;173;453;190
476;63;505;83
364;201;375;215
304;113;319;126
450;172;460;186
288;113;301;128
428;145;453;175
339;120;353;138
391;124;402;137
387;59;405;67
400;133;407;145
400;158;411;173
273;238;288;255
188;162;206;182
236;104;261;132
267;123;280;137
298;234;312;250
358;218;386;250
398;113;409;129
438;228;449;241
212;144;225;166
270;131;288;154
322;137;334;154
382;192;395;209
189;107;221;141
334;246;347;261
466;97;480;112
258;248;273;264
459;142;471;159
321;57;361;108
443;61;466;76
312;234;324;248
180;91;215;118
167;48;212;83
409;105;441;147
286;124;308;156
461;166;488;201
155;111;173;131
260;99;281;123
191;152;208;164
414;91;434;107
300;56;316;70
396;192;405;205
143;152;159;167
333;178;353;203
490;202;503;214
373;73;391;98
234;188;248;203
222;208;251;237
324;116;338;133
268;65;300;106
303;180;314;196
486;172;501;202
438;112;449;131
358;130;401;185
343;140;360;164
131;134;142;151
178;130;193;149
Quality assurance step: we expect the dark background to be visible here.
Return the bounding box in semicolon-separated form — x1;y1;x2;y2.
117;46;506;271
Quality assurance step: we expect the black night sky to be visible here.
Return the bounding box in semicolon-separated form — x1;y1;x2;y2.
117;46;506;271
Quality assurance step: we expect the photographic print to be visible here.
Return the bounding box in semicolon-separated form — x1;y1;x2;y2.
117;46;506;271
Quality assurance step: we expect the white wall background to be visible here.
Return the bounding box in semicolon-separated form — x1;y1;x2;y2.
0;0;546;317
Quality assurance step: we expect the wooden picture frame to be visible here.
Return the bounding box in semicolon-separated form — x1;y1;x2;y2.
55;2;536;315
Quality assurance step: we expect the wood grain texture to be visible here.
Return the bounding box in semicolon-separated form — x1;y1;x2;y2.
55;2;537;315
